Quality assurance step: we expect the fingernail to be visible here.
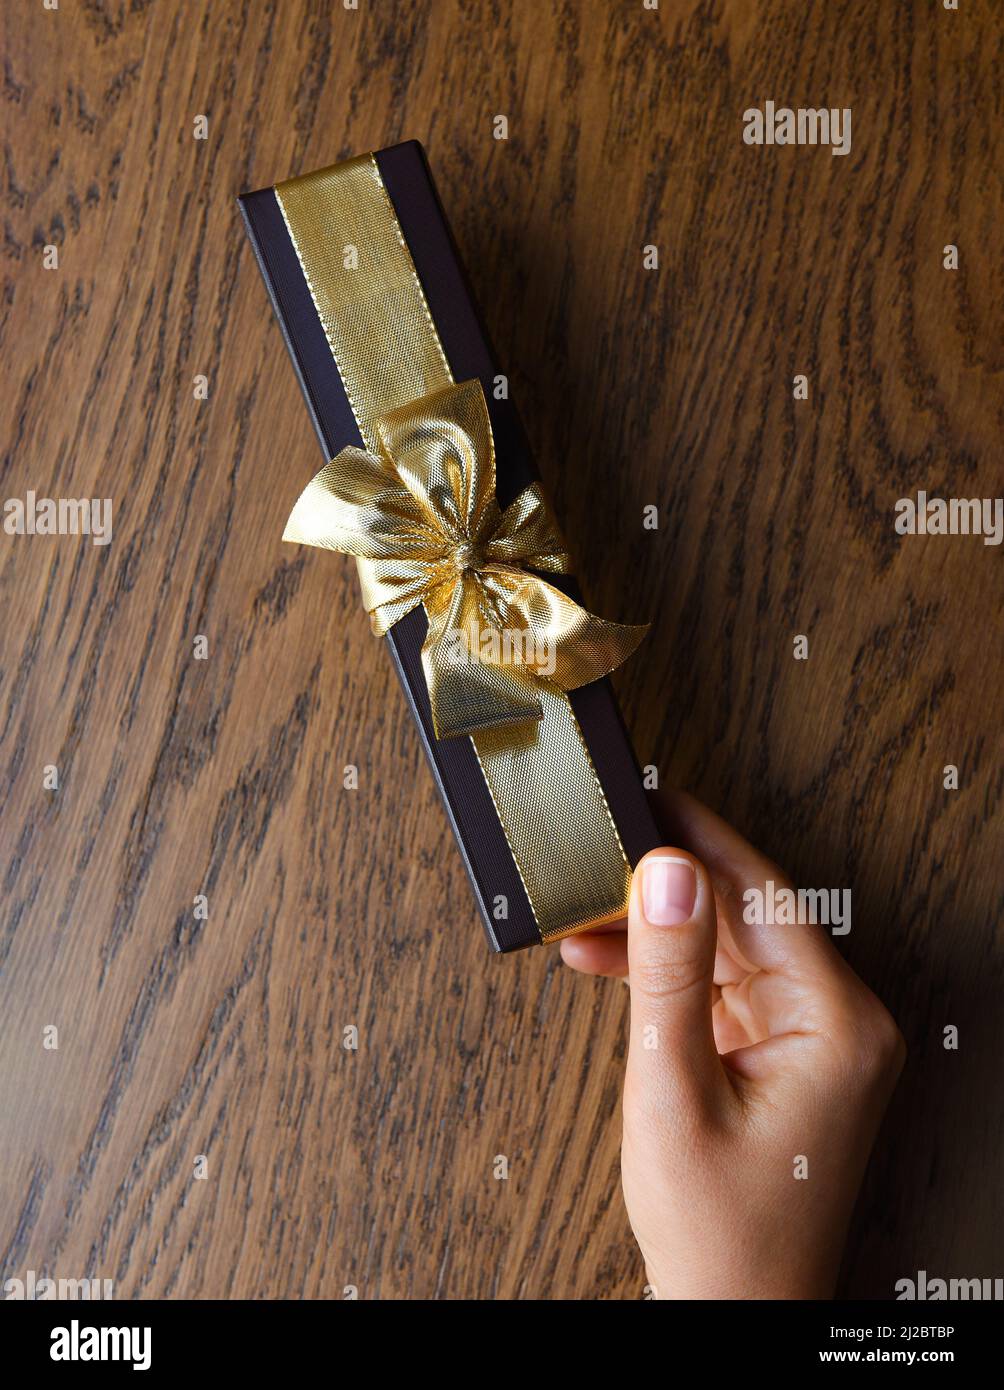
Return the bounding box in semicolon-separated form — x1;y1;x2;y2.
641;856;696;926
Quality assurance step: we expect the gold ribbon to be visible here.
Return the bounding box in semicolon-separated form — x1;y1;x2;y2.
276;154;639;941
283;377;647;740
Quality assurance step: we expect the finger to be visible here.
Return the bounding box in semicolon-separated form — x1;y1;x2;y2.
626;848;732;1115
560;931;629;978
654;788;787;888
655;788;845;982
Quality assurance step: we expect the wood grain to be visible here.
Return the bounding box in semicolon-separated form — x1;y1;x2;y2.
1;0;1001;1300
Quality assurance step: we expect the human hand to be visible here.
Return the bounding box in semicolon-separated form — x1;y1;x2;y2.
561;790;905;1299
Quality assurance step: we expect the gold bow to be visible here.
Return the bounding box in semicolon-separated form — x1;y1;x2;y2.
283;378;647;740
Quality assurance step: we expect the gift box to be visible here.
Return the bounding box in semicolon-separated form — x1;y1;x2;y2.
238;141;660;951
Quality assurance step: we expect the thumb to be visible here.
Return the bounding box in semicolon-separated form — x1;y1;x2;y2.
626;849;729;1116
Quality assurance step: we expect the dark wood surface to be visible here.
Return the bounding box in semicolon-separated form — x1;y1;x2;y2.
1;0;1001;1300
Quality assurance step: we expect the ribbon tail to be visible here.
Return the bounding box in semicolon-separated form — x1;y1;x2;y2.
481;570;649;691
422;576;543;739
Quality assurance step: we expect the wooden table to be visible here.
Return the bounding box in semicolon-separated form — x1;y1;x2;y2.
2;0;1000;1300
